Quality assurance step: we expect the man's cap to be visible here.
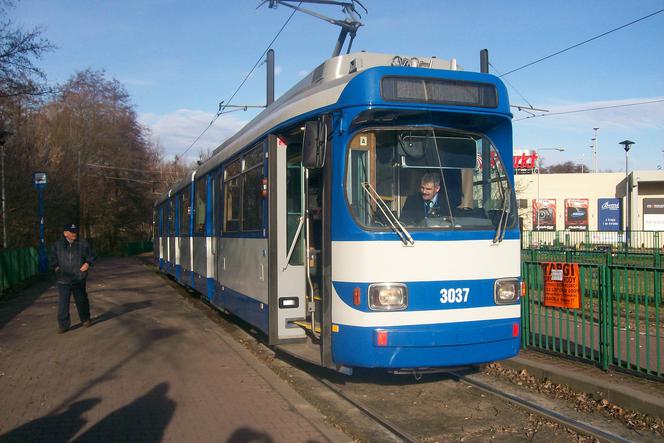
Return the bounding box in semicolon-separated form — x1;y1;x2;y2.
64;223;79;233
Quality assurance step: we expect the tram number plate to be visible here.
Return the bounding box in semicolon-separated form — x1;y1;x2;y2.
439;288;470;304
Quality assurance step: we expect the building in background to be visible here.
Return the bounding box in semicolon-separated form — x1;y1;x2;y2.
514;171;663;232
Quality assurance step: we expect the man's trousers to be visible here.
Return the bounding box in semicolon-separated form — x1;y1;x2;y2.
57;281;90;329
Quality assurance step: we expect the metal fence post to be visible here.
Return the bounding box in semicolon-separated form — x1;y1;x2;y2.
599;265;610;370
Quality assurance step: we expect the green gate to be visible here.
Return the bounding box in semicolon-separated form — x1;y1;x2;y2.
522;253;663;380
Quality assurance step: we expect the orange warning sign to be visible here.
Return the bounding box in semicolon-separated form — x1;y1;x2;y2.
542;262;581;309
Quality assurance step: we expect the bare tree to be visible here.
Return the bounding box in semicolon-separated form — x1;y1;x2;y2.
540;161;587;174
0;1;54;99
32;69;161;252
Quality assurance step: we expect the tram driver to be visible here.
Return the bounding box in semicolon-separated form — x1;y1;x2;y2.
400;171;463;226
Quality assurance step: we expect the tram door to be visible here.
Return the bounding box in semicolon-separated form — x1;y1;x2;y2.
269;134;309;344
269;121;332;367
178;185;192;284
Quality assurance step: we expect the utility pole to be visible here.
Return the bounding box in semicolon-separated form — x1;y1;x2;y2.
0;124;12;249
591;127;599;173
78;150;81;226
1;144;6;249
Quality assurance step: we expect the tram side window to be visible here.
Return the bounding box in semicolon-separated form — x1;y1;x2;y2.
180;185;191;236
194;177;207;235
278;129;306;266
209;176;217;236
157;206;163;237
224;158;242;232
168;200;175;236
243;146;264;231
215;174;223;236
223;143;264;233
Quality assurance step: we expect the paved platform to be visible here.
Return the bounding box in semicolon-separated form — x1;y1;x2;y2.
0;257;349;443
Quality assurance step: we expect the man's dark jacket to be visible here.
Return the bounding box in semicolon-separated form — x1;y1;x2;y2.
49;237;96;284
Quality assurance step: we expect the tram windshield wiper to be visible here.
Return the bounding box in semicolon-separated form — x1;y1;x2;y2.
492;180;511;244
361;182;414;246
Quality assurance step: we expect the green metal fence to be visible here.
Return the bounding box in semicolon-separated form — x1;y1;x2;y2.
522;230;661;252
0;247;39;291
522;248;664;380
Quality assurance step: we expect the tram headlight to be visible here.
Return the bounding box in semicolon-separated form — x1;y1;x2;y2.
368;283;408;311
494;279;520;304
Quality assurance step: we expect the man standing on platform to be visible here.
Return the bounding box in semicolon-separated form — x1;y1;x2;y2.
49;223;96;334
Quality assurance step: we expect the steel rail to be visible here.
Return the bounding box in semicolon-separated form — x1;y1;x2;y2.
317;377;421;443
450;372;632;443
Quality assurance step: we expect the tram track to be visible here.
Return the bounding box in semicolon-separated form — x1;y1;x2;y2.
450;371;633;443
314;367;637;443
315;376;421;443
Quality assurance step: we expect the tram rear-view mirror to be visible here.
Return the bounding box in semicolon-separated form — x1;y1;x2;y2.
302;120;327;169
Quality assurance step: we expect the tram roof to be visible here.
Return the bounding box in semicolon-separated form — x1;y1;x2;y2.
158;52;507;203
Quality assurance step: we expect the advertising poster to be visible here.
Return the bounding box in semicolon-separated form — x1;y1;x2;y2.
643;198;664;231
542;262;581;309
532;199;556;231
565;198;589;231
597;198;622;231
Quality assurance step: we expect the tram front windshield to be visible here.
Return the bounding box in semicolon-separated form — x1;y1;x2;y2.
345;127;516;231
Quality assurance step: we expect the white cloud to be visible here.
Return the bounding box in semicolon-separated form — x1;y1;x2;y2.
139;109;248;162
297;69;309;77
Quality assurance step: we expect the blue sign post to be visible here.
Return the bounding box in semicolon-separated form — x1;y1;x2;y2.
33;172;48;273
598;198;622;231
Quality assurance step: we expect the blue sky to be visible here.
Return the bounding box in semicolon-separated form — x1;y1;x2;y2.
11;0;664;171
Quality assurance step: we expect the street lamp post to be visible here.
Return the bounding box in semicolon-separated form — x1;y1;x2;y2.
619;140;634;250
580;153;585;173
535;147;565;231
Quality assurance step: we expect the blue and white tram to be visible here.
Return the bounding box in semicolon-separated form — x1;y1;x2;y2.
154;52;521;372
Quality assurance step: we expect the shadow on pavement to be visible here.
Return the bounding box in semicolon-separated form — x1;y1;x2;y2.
93;300;153;325
72;382;176;443
227;426;274;443
0;398;101;443
0;278;53;329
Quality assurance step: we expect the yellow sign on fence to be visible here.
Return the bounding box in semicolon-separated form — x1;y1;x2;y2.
542;262;581;309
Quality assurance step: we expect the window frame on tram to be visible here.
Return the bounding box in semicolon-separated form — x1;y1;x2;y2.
222;140;266;236
193;176;207;237
179;184;192;237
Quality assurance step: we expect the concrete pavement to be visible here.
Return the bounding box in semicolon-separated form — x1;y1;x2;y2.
0;257;349;442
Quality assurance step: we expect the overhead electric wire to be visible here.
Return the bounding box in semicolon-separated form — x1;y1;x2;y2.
501;8;664;77
488;61;535;109
87;163;163;174
176;2;302;160
514;98;664;121
85;174;161;184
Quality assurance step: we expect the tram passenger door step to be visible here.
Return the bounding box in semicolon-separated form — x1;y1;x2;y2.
290;320;321;334
274;340;322;366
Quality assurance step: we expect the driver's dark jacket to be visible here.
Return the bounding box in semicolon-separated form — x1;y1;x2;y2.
49;237;96;284
400;193;443;225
